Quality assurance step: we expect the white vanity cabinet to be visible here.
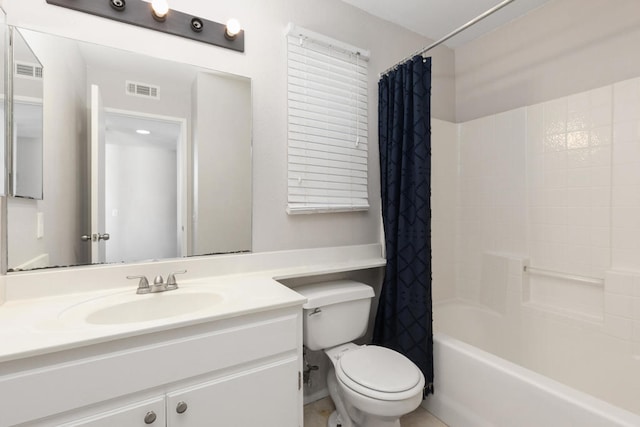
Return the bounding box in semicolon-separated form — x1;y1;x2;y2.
61;358;298;427
0;307;303;427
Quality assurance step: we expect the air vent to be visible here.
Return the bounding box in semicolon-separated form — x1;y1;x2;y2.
125;80;160;100
15;62;43;79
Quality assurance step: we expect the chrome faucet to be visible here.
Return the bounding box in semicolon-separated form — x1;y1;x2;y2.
166;270;186;290
127;270;187;294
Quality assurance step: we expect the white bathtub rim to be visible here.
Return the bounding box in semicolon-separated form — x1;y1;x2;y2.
430;332;640;426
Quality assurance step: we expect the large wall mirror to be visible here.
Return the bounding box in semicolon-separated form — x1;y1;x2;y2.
5;27;252;272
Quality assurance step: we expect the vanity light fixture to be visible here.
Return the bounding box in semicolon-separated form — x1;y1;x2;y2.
150;0;169;22
225;18;241;40
136;129;151;135
45;0;244;52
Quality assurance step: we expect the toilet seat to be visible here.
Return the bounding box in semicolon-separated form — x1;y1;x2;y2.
335;345;423;401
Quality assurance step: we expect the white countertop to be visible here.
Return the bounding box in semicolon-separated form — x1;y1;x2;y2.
0;244;385;363
0;274;305;363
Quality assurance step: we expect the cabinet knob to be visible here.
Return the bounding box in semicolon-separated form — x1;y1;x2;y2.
144;411;157;424
176;401;188;414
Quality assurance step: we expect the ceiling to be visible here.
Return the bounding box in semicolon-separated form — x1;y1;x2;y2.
340;0;552;48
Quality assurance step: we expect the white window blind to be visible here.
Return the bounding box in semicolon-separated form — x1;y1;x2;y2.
286;24;370;214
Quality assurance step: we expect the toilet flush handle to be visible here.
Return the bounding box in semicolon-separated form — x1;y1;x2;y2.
308;308;322;316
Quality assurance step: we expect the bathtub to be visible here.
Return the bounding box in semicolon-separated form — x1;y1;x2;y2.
423;301;640;427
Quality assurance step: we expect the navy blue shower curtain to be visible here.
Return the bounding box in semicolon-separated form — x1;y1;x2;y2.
373;56;433;395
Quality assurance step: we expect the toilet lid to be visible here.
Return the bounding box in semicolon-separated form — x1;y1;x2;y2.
336;345;422;399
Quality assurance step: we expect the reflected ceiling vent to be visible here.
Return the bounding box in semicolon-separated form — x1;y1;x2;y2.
125;80;160;100
15;62;43;79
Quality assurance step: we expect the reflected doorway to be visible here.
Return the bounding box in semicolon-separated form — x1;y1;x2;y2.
103;110;187;263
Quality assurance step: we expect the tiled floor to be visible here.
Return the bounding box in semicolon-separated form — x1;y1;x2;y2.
304;397;448;427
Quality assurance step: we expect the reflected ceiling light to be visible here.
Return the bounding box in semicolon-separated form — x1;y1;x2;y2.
225;18;241;40
150;0;169;21
136;129;151;135
44;0;245;52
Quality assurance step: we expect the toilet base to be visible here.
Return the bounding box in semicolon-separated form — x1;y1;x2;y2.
327;411;340;427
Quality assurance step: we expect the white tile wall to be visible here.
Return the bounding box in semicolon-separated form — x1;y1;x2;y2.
612;78;640;272
603;272;636;344
527;86;613;280
452;75;640;354
457;109;527;301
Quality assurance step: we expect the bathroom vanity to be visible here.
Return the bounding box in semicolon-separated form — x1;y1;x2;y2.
0;277;305;427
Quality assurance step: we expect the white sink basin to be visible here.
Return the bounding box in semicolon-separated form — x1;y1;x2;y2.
59;289;224;325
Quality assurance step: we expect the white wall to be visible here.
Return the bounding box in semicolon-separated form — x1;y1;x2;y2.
192;73;251;255
87;62;192;120
1;0;455;258
455;0;640;122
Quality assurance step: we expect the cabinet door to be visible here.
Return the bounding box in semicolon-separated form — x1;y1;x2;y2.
57;396;166;427
167;358;299;427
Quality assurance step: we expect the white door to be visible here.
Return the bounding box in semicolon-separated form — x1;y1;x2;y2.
89;84;108;263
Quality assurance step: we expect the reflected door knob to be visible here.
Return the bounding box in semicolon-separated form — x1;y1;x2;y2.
81;233;110;242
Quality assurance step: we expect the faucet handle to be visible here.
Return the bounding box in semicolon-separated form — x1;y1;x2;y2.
166;270;187;289
127;275;150;294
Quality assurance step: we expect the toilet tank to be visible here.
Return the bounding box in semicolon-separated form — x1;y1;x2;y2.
295;280;375;351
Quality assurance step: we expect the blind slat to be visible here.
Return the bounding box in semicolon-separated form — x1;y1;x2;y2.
288;178;367;191
288;83;368;112
288;172;367;186
289;108;368;134
289;163;367;179
288;71;367;99
288;92;367;119
289;116;368;140
289;131;368;152
289;100;367;125
289;148;367;166
289;139;367;158
288;155;368;173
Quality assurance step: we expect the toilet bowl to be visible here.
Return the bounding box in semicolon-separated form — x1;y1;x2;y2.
295;280;425;427
326;343;425;427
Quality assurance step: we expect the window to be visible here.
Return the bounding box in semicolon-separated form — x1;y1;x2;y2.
286;24;369;214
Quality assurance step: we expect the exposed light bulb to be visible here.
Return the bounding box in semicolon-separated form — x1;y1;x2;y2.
151;0;169;21
225;18;241;40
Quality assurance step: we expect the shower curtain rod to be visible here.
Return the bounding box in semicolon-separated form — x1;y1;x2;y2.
381;0;516;76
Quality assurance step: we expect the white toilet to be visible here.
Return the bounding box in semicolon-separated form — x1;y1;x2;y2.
296;280;425;427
